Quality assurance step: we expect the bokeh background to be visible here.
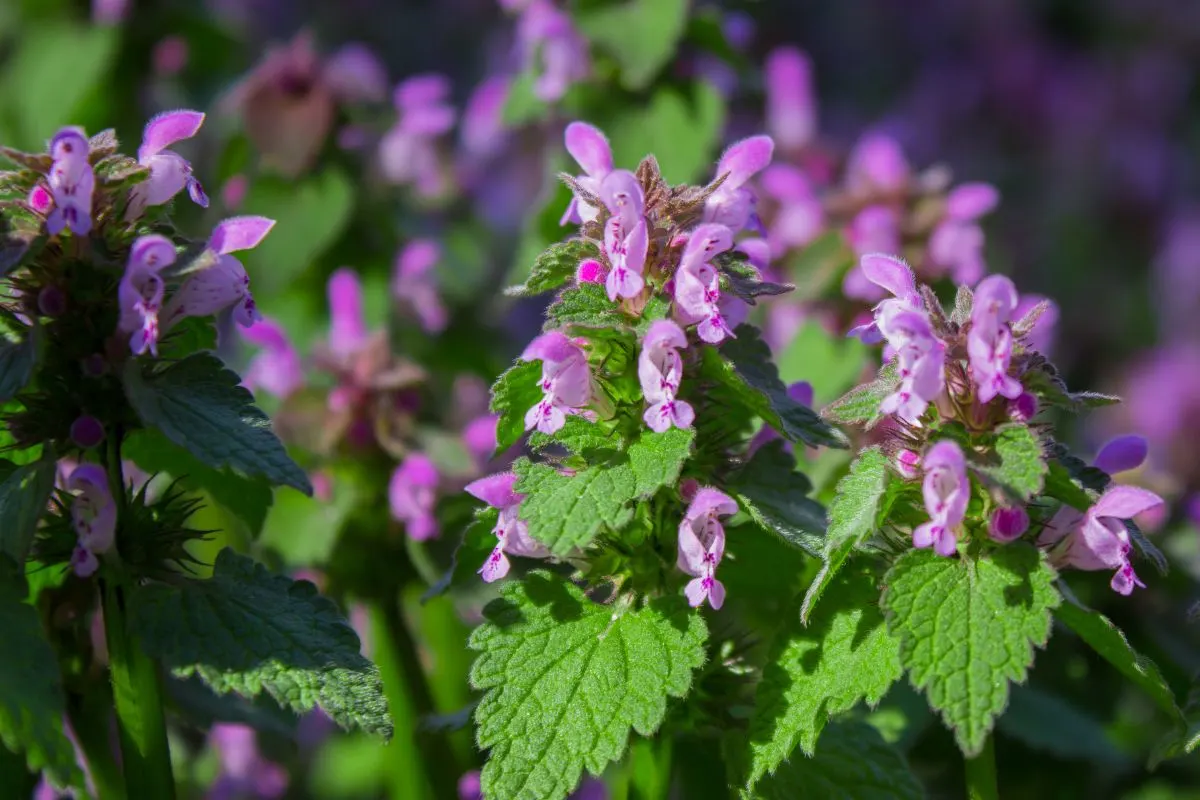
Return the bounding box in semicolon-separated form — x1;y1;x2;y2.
5;0;1200;798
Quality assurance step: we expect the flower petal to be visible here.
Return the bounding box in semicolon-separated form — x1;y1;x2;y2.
209;216;276;255
564;121;613;178
139;110;205;160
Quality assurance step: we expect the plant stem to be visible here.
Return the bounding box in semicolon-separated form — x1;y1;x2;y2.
66;687;127;800
368;601;433;800
964;735;999;800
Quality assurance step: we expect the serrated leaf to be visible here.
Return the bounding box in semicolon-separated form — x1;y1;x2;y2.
470;572;706;800
0;325;36;403
506;240;599;297
997;684;1127;764
123;428;273;536
0;454;57;564
747;568;902;789
490;359;544;455
544;282;623;331
729;441;824;557
93;154;150;189
801;448;889;624
1053;599;1179;718
129;548;391;738
717;254;793;305
122;353;311;495
974;423;1047;501
1043;460;1096;512
1126;519;1168;577
882;544;1060;756
625;426;695;496
529;415;618;457
575;0;689;90
514;459;636;555
747;721;923;800
708;325;848;450
820;368;899;429
0;557;82;787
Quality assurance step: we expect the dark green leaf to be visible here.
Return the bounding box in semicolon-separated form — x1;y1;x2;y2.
728;440;824;557
973;423;1047;501
0;454;57;564
489;359;544;455
544;282;623;331
575;0;690;91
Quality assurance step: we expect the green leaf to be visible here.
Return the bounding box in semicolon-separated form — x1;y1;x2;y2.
513;427;694;555
0;454;57;564
470;572;706;800
608;83;725;184
881;545;1060;756
129;548;391;737
706;325;848;450
0;325;36;404
778;321;870;406
973;423;1047;501
122;353;311;495
575;0;689;90
529;415;618;457
1150;676;1200;768
820;364;900;430
489;359;544;455
506;240;599;297
747;568;902;789
544;282;623;331
123;428;273;536
260;469;361;568
784;230;855;302
240;169;354;295
717;254;793;305
501;69;551;126
0;557;82;787
728;441;824;557
1042;460;1096;512
997;684;1127;764
747;721;923;800
800;448;889;624
1053;599;1179;718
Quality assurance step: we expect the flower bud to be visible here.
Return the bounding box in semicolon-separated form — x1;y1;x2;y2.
37;285;66;317
576;258;605;284
679;478;700;502
896;448;921;479
988;506;1029;543
70;415;105;449
1010;391;1038;422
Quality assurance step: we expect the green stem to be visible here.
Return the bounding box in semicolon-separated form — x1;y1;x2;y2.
368;602;432;800
964;735;999;800
66;688;127;800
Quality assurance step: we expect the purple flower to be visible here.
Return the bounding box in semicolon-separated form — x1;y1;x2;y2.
561;121;614;225
845;132;909;195
879;309;946;423
67;463;116;577
576;258;606;284
393;239;448;333
326;268;370;360
465;472;550;582
896;447;921;478
208;723;288;800
846;253;923;343
677;488;738;609
522;332;591;435
1094;434;1149;476
322;44;389;104
463;414;500;467
703;135;774;233
46;127;95;236
28;184;52;215
117;235;177;356
379;74;456;197
600;171;648;301
460;76;510;162
458;771;483;800
928;183;998;285
1039;485;1163;595
968;275;1022;404
844;205;901;268
513;0;590;103
389;454;440;541
162;216;275;332
70;416;105;449
765;47;817;152
988;506;1030;543
639;320;694;432
913;441;968;557
760;164;824;254
126;110;208;219
674;223;736;343
239;318;303;399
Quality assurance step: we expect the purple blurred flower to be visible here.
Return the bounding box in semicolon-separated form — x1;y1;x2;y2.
162;216;275;332
127;110;208;219
927;183;998;285
843;207;902;297
913;441;968;556
70;415;105;449
460;76;511;163
117;235;176;356
845;132;909;195
458;771;483;800
761;164;824;255
92;0;129;24
239;318;303;399
207;723;288;800
513;0;590;102
677;488;738;609
466;471;549;582
380;74;456;197
639;320;693;432
323;44;389;104
463;414;500;467
704;136;774;233
393;239;448;333
46;127;94;237
765;47;818;152
674;223;736;344
390;454;440;541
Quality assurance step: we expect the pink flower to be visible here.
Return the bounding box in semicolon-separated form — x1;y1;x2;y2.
879;309;946;423
703;135;774;233
760;164;824;254
846;252;923;343
326;268;370;360
389;454;440;541
126;110;208;219
117;235;176;356
968;275;1022;404
928;183;998;285
462;414;500;467
988;506;1030;543
639;320;694;432
379;74;455;197
561;121;614;225
46;127;94;236
912;441;968;556
209;723;288;800
844;206;901;291
513;0;590;103
162;216;275;331
749;381;812;454
845;132;909;195
1039;485;1164;595
576;258;606;284
674;223;736;344
239;318;303;399
764;47;817;152
67;463;116;577
677;488;738;609
465;472;549;583
522;331;591;435
600;171;648;301
393;239;447;333
896;447;921;479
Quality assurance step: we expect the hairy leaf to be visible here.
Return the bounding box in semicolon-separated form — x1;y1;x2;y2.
729;441;824;557
717;254;793;305
974;423;1047;501
821;363;900;430
506;240;599;297
129;548;391;737
747;568;902;789
801;448;890;623
123;354;311;495
545;283;624;331
882;545;1060;756
490;359;544;456
470;572;706;800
